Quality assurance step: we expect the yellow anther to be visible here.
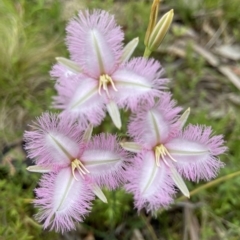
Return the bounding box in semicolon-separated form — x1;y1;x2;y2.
98;74;118;97
71;159;90;181
154;144;177;167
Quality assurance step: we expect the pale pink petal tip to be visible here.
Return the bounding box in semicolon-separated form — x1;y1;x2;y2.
170;124;227;181
66;9;124;77
82;133;130;189
125;152;175;213
34;168;94;233
24;112;84;166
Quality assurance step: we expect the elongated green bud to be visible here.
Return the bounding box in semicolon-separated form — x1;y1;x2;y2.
147;9;174;51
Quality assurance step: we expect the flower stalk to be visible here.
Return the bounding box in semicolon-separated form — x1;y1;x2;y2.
177;170;240;202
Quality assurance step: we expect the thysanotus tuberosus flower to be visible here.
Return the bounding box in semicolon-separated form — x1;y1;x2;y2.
122;94;226;212
51;10;168;129
23;6;228;234
24;113;129;232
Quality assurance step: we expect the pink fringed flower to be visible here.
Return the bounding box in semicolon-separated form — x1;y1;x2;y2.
122;94;227;212
51;10;168;129
24;113;128;232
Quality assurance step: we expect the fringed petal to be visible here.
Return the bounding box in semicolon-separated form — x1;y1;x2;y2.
128;94;182;148
165;125;227;181
53;75;106;127
66;10;124;78
24;113;84;166
125;151;175;213
81;133;129;189
34;168;94;233
112;57;169;111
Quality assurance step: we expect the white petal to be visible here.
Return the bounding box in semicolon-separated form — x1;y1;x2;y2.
91;183;108;203
120;37;139;63
83;124;93;143
120;142;142;153
56;57;81;74
178;108;190;129
26;165;52;173
170;166;190;198
106;101;122;129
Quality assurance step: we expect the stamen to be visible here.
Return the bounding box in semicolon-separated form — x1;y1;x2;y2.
71;159;90;181
78;161;90;173
154;144;177;167
98;74;118;97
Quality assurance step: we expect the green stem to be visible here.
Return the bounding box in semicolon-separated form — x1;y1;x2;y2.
177;170;240;202
143;47;152;58
140;213;158;240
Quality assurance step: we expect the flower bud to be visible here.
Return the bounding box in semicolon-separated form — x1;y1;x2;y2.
147;9;174;52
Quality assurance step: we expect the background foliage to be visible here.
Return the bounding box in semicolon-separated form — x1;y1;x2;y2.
1;0;240;239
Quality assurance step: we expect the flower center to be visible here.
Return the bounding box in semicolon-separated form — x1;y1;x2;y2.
154;144;177;167
71;159;90;181
98;74;118;98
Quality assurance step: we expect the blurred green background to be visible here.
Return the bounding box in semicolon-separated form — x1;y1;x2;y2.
0;0;240;239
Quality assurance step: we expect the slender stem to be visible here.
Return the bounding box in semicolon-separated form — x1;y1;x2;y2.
143;47;152;58
140;213;159;240
177;170;240;202
25;216;42;228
